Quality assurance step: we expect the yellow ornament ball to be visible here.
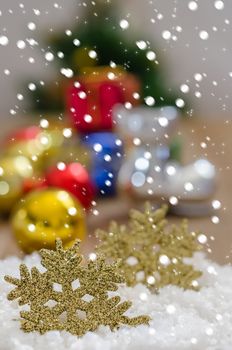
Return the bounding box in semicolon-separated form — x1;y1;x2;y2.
11;188;86;253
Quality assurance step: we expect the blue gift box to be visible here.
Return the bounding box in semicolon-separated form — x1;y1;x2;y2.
81;132;124;196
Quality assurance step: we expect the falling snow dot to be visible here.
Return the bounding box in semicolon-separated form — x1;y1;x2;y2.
40;119;49;128
147;276;156;285
108;72;115;80
166;165;176;176
104;154;112;162
214;1;224;10
195;91;202;98
169;196;178;205
133;92;140;100
158;117;169;127
139;293;148;301
73;39;80;46
159;255;170;266
192;280;199;288
45;52;54;62
65;30;72;36
4;69;10;75
17;94;24;101
57;51;64;58
145;96;155;106
78;91;87;99
88;50;97;59
180;84;189;93
84;114;92;123
63;128;72;138
146;51;156;61
198;234;208;244
60;68;73;78
201;142;207;149
212;216;220;224
199;31;209;40
110;61;117;68
125;102;132;109
10;109;16;115
89;253;97;261
33;9;40;16
105;180;111;187
184;182;194;191
28;83;36;91
119;19;129;30
162;30;171;40
212;200;221;210
194;73;203;81
57;162;66;171
93;143;103;152
28;224;36;232
136;40;147;50
133;138;141;146
188;1;198;11
68;207;77;216
17;40;26;49
28;22;36;30
175;98;185;108
166;305;176;314
74;81;81;88
206;327;214;336
0;36;9;46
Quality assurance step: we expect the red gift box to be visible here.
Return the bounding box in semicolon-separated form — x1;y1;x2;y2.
66;67;141;133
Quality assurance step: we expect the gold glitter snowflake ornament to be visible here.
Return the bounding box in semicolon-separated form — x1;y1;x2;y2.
5;240;149;336
96;203;203;291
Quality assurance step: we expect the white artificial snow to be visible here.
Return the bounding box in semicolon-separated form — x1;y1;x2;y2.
1;253;232;350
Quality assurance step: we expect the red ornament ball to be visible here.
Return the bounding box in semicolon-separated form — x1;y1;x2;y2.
46;162;96;209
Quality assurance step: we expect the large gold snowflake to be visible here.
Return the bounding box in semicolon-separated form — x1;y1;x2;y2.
96;203;203;291
5;240;149;336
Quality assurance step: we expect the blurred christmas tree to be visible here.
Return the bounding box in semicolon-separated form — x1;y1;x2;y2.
27;0;184;113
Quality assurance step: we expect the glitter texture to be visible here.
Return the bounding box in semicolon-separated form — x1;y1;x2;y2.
96;204;202;290
4;240;149;336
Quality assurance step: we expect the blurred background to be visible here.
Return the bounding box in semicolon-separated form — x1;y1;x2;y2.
0;0;232;118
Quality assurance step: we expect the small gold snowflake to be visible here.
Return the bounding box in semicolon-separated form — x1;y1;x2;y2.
96;203;203;290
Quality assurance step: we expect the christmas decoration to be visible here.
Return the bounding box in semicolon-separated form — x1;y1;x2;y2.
26;0;183;113
4;239;149;336
46;162;96;209
115;105;216;213
0;156;34;214
81;132;123;196
11;189;86;253
67;66;140;132
5;126;51;172
4;124;90;173
96;203;203;290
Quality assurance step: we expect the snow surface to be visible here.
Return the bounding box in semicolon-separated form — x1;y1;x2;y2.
0;253;232;350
